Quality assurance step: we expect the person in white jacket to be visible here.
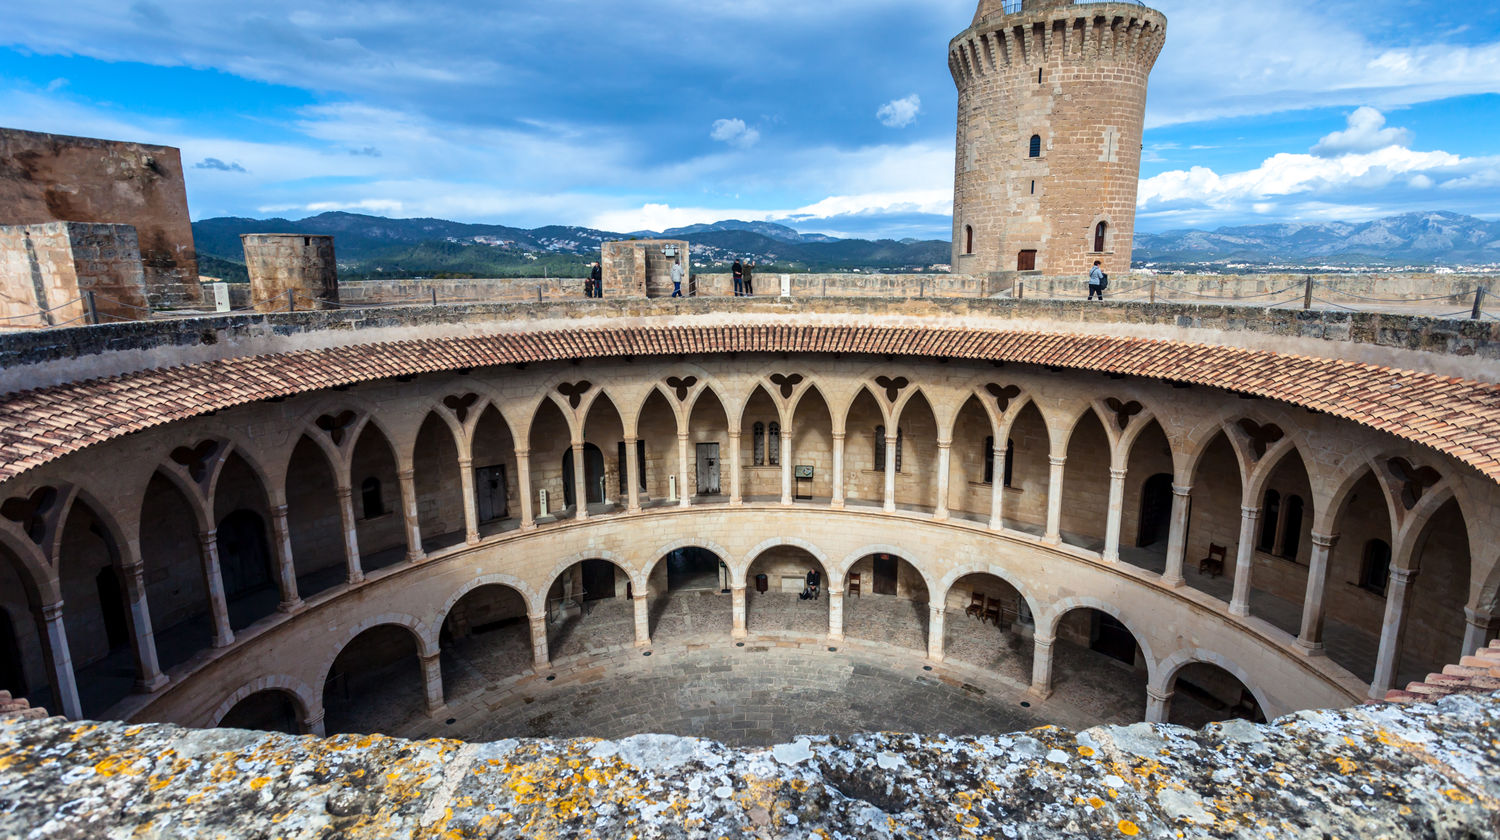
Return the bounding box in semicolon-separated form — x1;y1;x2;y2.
670;258;684;298
1088;260;1106;301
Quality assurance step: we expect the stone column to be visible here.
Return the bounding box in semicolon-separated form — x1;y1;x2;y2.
1102;468;1127;563
40;602;82;720
990;442;1007;530
267;504;303;611
1463;607;1494;656
883;434;898;513
119;562;167;691
624;437;642;513
674;432;691;508
1229;506;1262;617
197;530;235;648
1369;567;1418;700
1298;532;1338;652
458;457;480;544
830;432;846;509
934;440;952;520
1145;686;1174;724
1044;456;1066;544
420;652;444;716
515;450;535;530
331;490;364;585
303;708;327;737
731;585;748;638
780;427;794;505
529;614;550;668
572;442;590;520
633;594;651;647
927;605;946;662
1030;634;1055;699
828;589;845;641
728;429;743;505
397;469;423;561
1162;484;1192;587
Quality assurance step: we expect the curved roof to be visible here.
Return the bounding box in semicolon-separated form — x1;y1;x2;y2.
0;323;1497;483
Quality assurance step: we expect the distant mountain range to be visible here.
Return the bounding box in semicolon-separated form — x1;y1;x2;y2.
190;210;1500;282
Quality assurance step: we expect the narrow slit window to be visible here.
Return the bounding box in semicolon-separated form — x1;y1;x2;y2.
753;422;765;467
767;423;781;467
1094;221;1108;253
964;225;975;255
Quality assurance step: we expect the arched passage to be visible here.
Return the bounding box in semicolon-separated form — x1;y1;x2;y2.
1324;469;1395;682
943;572;1034;683
687;389;731;500
349;422;404;571
843;553;929;653
284;435;343;599
545;558;633;659
413;412;464;550
1003;402;1050;536
1400;499;1472;688
645;546;731;643
1184;432;1243;603
746;546;829;635
948;395;993;522
215;452;280;632
1248;448;1315;636
528;399;572;520
323;624;425;736
789;388;833;503
574;393;624;512
1059;409;1111;550
470;406;519;537
842;387;885;510
741;385;781;503
0;543;40;704
1050;606;1149;722
219;689;302;735
1166;662;1267;729
894;392;940;512
439;583;530;702
140;471;211;671
56;497;137;717
1122;420;1174;572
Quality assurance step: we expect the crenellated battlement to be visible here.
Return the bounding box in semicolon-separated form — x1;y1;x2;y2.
950;2;1166;88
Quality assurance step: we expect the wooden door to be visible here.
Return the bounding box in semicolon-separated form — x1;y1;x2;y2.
476;464;509;522
696;443;721;495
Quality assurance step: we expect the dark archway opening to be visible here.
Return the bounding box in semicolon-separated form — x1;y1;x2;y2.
219;690;301;735
1136;473;1173;548
666;548;724;592
0;605;25;696
746;548;829;635
1168;663;1267;729
323;625;424;736
561;443;607;508
440;584;530;702
217;510;275;631
1053;607;1148;721
545;559;631;659
94;567;129;652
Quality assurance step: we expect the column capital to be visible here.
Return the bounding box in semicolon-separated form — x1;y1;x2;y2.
513;448;531;460
1240;505;1261;520
831;431;846;442
529;614;547;627
1145;686;1174;704
421;651;442;665
198;529;219;548
1391;567;1419;585
41;600;65;622
1109;468;1127;480
397;468;416;481
885;434;899;446
1310;532;1340;549
677;431;690;441
1171;484;1192;497
271;504;291;518
119;559;147;580
1464;606;1491;626
731;584;747;593
571;440;586;451
929;605;945;617
633;593;648;603
458;456;474;469
623;435;638;444
1033;634;1056;648
936;439;953;450
1048;456;1067;467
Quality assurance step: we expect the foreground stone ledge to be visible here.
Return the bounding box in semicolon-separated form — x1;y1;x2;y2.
2;693;1497;839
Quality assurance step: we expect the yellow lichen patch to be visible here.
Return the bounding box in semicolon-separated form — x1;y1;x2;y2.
1443;788;1474;804
1078;746;1096;758
249;777;272;791
1118;819;1140;836
1088;797;1106;809
1333;757;1357;775
95;754;145;777
1398;805;1413;816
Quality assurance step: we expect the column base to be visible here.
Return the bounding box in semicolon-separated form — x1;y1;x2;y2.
1296;639;1326;655
1101;551;1120;564
277;599;304;614
347;573;366;586
934;510;950;521
1041;534;1061;546
135;673;170;693
732;627;749;640
828;632;845;643
1229;603;1250;618
1161;575;1185;588
424;704;448;719
926;653;945;665
521;522;537;533
830;499;844;510
989;519;1003;531
1027;685;1053;701
466;532;481;546
635;638;651;648
406;552;425;564
212;635;235;650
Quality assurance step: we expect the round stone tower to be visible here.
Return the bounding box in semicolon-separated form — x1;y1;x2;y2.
951;0;1166;278
241;233;340;313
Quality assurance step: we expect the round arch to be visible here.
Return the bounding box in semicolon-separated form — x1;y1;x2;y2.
323;613;436;674
738;537;836;588
1155;648;1275;720
209;674;319;729
1039;596;1158;686
644;538;734;585
936;562;1044;620
536;549;642;614
837;544;938;596
435;573;539;629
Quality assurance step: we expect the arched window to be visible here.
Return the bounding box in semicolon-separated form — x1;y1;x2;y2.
964;225;974;255
1360;540;1392;596
1280;495;1305;559
1029;134;1042;158
1094;221;1108;253
361;476;385;519
767;423;781;467
753;422;766;467
983;435;994;484
874;425;887;472
894;427;904;473
1257;490;1281;552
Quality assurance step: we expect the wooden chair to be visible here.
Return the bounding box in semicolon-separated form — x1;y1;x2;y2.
965;592;985;620
848;573;861;598
983;597;1002;627
1198;543;1227;578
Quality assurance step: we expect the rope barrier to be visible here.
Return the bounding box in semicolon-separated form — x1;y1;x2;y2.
0;295;85;322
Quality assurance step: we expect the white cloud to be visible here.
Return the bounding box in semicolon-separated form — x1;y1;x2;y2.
710;118;760;149
876;94;921;128
1311;107;1413;157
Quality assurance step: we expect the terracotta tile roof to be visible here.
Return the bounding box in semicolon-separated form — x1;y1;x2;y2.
0;692;46;723
1385;640;1500;704
1;325;1499;483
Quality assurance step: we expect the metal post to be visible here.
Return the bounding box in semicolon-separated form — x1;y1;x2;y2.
537;285;543;302
431;288;438;306
1016;280;1024;300
919;279;926;298
821;278;827;297
1302;276;1313;311
84;291;99;325
287;289;296;312
1472;286;1486;320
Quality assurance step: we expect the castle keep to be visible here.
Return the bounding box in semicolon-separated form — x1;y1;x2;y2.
951;0;1165;277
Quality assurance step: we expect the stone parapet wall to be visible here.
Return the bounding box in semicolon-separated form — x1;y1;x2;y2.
1017;271;1495;304
3;691;1497;838
0;222;149;327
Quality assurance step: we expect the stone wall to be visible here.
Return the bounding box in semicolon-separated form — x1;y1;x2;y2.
600;240;689;298
0;128;201;305
0;222;149;326
242;234;339;312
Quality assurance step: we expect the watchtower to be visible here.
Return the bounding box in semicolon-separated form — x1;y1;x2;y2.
950;0;1166;278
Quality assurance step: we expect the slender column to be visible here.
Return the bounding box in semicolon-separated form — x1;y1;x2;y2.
119;562;167;691
1145;686;1174;724
267;504;303;611
420;652;444;716
728;429;743;505
989;442;1007;530
934;440;952;520
197;530;235;647
927;605;946;662
828;589;845;641
1030;634;1055;699
332;491;364;584
624;436;642;513
731;585;748;638
1463;607;1494;656
1102;468;1127;562
1044;456;1066;544
1369;567;1418;700
458;457;480;544
883;434;898;513
397;469;423;561
515;450;535;530
780;427;794;505
40;602;82;720
1229;506;1262;617
1162;484;1192;587
830;432;846;509
571;442;590;520
529;614;550;668
633;594;651;647
678;432;693;508
1298;532;1338;652
303;708;327;737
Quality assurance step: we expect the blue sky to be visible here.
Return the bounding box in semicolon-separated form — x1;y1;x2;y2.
2;0;1497;239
